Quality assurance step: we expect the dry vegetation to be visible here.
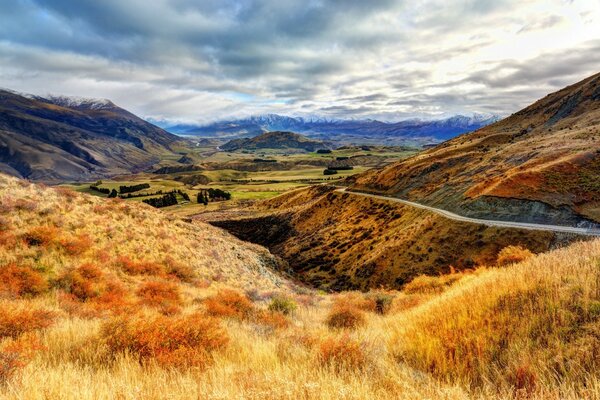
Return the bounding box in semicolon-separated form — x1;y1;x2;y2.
351;72;600;222
1;174;599;399
210;186;560;290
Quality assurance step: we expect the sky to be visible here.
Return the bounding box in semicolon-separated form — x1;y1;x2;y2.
0;0;599;124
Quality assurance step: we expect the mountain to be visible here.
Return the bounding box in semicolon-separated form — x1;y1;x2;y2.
0;89;180;181
351;72;600;225
167;113;501;143
220;131;329;152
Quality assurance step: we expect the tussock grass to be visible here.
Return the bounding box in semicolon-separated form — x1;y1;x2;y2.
0;174;599;399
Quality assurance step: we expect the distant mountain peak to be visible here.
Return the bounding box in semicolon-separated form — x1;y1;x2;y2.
40;95;116;110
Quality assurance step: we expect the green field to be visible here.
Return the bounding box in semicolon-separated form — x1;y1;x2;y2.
61;145;417;216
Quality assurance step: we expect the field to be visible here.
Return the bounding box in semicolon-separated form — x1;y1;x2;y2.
60;143;407;216
0;173;599;399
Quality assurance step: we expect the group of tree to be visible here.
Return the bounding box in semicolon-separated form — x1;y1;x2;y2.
142;192;178;208
108;189;118;198
323;169;338;175
119;183;150;194
196;188;232;205
90;185;110;194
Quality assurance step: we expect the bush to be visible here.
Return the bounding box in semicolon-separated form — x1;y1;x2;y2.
57;264;103;301
60;234;93;256
22;226;58;247
318;334;366;370
366;292;395;315
136;281;182;313
102;312;228;369
204;289;254;320
164;257;196;283
268;296;297;315
497;245;534;266
0;336;43;385
256;310;290;330
0;304;57;339
325;303;366;330
403;274;463;294
116;256;164;276
0;264;48;298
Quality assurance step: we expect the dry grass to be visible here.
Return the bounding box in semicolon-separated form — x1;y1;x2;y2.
0;174;599;399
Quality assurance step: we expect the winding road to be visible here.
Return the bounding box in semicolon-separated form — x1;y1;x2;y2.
335;188;600;236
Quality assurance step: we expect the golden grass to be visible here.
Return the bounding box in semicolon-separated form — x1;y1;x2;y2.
0;174;599;399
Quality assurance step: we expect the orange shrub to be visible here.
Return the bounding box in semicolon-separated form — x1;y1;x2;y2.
0;304;57;339
101;312;228;369
0;335;44;384
0;264;48;298
497;245;534;266
116;256;164;276
204;289;255;320
164;257;196;283
22;226;58;247
60;234;93;256
136;280;182;313
57;264;103;301
325;303;366;330
318;334;366;370
256;310;290;330
403;273;464;294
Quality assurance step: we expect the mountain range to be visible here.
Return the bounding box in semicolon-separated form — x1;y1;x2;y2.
166;113;501;144
0;89;179;181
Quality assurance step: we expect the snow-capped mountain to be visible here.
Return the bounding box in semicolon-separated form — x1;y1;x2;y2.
168;113;501;142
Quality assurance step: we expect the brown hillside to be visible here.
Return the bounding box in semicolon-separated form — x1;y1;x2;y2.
209;186;574;291
351;72;600;224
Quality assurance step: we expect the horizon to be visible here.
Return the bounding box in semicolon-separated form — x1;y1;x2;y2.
1;1;599;124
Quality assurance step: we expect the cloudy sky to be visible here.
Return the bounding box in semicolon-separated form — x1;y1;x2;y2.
1;0;599;124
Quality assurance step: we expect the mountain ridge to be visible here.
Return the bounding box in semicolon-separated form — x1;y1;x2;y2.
0;89;180;181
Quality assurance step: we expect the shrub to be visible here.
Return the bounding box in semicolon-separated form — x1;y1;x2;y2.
0;336;43;385
325;303;366;330
57;264;104;301
60;234;93;256
403;274;464;294
204;289;254;320
0;264;48;298
101;312;228;369
257;310;290;330
0;304;57;339
136;280;182;313
164;257;196;283
268;296;297;315
22;226;58;247
116;256;164;276
318;334;366;371
497;245;534;266
365;291;395;315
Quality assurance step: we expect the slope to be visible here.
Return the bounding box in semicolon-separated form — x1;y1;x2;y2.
0;89;180;181
208;185;575;290
351;72;600;224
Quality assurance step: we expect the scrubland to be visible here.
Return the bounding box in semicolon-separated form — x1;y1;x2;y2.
0;174;599;399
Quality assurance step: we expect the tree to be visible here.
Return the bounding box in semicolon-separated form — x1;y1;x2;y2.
108;189;118;198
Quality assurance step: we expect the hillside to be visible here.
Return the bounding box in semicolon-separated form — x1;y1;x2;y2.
208;186;576;290
351;72;600;225
0;89;180;181
220;131;328;152
0;174;598;399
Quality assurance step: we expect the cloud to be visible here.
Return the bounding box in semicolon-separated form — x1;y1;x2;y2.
0;0;598;123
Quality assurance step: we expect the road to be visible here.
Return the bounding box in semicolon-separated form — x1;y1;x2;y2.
335;188;600;236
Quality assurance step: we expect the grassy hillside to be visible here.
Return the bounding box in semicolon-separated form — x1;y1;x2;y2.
351;72;600;224
210;186;570;290
0;174;599;398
